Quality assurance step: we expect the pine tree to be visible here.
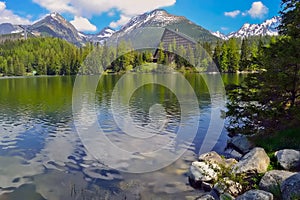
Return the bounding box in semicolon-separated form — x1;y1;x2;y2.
239;38;251;71
227;38;240;72
213;41;222;71
227;0;300;135
220;43;229;72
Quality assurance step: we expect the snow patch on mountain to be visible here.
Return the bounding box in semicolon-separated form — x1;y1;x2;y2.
84;27;116;44
97;27;115;38
212;16;281;40
118;9;186;34
211;31;228;40
228;16;281;39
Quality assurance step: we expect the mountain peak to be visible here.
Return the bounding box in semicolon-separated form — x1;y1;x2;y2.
50;12;59;17
47;12;66;22
97;27;115;37
149;9;168;15
118;8;186;34
30;12;84;45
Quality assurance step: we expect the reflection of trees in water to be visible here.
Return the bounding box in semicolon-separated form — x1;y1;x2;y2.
0;76;75;124
128;84;180;126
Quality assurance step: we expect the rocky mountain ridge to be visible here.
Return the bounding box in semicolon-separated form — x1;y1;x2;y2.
0;11;281;45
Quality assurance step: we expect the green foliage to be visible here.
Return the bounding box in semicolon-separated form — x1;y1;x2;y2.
207;160;266;196
0;37;87;76
251;128;300;153
227;38;240;72
213;41;222;71
279;0;300;38
0;34;279;76
239;38;251;71
220;43;229;72
226;0;300;137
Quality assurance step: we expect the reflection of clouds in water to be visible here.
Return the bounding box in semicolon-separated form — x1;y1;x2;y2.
0;156;44;194
0;116;122;197
32;126;78;170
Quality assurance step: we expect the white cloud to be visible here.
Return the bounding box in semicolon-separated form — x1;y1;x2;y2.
0;1;31;24
221;27;229;31
109;14;131;28
32;0;76;14
33;0;176;27
247;1;269;18
70;16;97;32
0;1;5;11
224;10;241;18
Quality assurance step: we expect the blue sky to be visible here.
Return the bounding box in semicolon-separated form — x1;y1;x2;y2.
1;0;281;34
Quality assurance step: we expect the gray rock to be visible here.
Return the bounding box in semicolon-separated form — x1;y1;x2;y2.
227;134;254;155
196;194;215;200
275;149;300;171
236;190;273;200
199;151;223;164
199;151;238;168
281;172;300;200
214;178;242;196
189;161;218;182
224;148;243;161
224;158;238;168
233;147;270;175
259;170;296;192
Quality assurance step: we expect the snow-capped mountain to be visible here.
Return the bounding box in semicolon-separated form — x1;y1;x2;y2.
118;9;186;34
29;12;85;45
112;9;217;42
0;10;281;45
97;27;115;38
212;16;281;40
228;16;280;39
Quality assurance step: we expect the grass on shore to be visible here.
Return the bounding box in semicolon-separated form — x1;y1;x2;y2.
251;128;300;153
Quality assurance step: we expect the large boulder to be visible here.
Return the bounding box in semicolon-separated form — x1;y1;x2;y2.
236;190;273;200
281;172;300;200
233;148;270;175
259;170;296;192
227;134;254;155
189;161;218;183
275;149;300;171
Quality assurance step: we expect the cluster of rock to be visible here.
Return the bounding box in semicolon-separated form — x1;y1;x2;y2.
188;135;300;200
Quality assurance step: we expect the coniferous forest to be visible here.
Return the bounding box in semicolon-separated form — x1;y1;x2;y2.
0;34;275;76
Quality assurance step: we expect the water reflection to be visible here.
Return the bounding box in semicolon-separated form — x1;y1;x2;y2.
0;74;243;199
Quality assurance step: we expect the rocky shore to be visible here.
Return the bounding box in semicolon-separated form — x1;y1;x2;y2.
188;135;300;200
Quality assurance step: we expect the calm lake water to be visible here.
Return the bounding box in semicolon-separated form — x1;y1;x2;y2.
0;73;243;200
